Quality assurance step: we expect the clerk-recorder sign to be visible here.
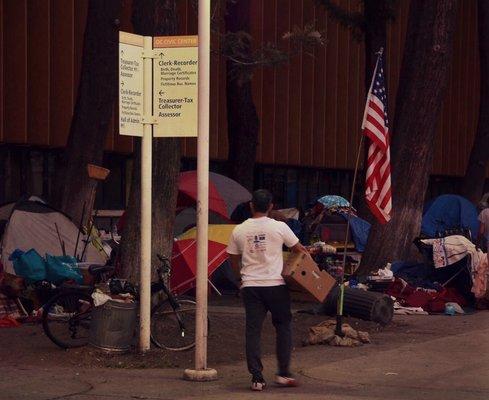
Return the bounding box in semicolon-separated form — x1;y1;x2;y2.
153;36;198;137
118;33;198;138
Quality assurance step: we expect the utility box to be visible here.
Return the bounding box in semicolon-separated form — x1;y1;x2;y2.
283;253;336;303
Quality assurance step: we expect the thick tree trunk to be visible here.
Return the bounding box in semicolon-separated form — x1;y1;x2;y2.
118;0;180;283
225;0;260;192
461;0;489;204
358;0;459;274
53;0;122;224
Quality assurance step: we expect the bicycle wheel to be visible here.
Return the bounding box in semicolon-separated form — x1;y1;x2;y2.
150;298;198;351
42;291;93;349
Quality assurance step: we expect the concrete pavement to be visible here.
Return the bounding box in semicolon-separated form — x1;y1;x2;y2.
1;313;488;399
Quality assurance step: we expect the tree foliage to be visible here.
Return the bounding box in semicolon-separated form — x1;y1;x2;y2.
316;0;397;40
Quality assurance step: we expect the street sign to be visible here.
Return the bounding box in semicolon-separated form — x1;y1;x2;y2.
117;31;202;354
119;32;144;137
153;36;198;137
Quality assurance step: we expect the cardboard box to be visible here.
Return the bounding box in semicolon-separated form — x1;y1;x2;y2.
282;253;336;303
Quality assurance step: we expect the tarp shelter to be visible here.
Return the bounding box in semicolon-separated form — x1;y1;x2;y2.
421;194;479;239
0;197;107;274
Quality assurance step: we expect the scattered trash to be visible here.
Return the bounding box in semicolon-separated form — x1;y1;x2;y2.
367;267;394;282
92;290;113;307
444;302;465;316
394;302;429;315
303;320;370;347
0;316;21;328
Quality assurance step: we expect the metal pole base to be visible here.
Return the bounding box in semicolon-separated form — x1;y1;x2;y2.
183;368;218;382
335;315;344;337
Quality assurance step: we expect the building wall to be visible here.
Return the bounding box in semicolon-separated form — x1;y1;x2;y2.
0;0;482;177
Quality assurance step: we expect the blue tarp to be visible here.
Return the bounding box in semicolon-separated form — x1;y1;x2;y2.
338;212;371;252
421;194;479;239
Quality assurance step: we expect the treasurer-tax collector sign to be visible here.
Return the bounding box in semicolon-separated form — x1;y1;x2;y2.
118;32;198;138
153;36;198;137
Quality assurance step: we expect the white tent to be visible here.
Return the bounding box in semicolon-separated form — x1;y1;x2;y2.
0;197;106;274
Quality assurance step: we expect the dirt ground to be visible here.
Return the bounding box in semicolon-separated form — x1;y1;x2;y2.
0;294;484;372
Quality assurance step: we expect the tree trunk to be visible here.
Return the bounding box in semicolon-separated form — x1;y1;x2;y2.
358;0;459;274
225;0;260;192
53;0;123;224
118;0;180;283
460;0;489;204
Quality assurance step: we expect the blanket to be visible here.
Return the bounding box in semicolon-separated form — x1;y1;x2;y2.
421;235;488;298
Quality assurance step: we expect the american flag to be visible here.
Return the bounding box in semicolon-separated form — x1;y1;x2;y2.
362;50;392;224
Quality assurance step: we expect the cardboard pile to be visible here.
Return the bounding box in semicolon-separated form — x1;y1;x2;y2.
282;252;336;302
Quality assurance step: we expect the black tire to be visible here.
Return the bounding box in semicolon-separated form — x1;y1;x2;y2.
42;291;94;349
150;297;200;351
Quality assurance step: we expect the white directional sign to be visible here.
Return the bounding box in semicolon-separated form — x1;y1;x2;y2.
153;36;198;137
119;32;144;137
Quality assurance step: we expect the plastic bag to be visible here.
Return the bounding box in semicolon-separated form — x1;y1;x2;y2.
45;254;83;285
10;249;46;283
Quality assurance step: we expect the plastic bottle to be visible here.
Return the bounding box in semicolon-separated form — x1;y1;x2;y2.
445;303;456;316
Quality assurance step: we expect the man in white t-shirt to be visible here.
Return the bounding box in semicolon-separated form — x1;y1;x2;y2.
227;189;307;391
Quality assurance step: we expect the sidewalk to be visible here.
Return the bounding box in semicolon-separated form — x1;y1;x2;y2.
1;313;488;400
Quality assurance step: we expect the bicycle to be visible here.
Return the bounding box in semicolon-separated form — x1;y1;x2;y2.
42;254;199;351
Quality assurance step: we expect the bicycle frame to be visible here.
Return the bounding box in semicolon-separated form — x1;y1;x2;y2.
155;255;187;336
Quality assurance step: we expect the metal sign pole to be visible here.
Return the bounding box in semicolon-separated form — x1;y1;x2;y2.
139;35;153;352
183;0;217;381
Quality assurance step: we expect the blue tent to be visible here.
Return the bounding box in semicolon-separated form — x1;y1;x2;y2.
421;194;479;239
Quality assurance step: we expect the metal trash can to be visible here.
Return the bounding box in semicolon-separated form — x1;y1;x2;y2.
89;300;137;353
321;286;394;325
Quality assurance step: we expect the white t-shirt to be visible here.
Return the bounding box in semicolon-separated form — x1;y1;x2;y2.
226;217;299;287
479;208;489;241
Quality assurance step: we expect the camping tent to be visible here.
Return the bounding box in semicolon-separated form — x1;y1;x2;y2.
174;172;251;236
421;194;479;239
174;208;229;236
0;197;107;274
177;171;251;218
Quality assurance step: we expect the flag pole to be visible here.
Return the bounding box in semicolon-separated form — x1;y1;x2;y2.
335;48;383;337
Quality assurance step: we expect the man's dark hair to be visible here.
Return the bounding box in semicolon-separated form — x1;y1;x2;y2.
251;189;273;213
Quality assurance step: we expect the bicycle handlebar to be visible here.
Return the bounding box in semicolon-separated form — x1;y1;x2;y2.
157;253;169;263
156;254;171;276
